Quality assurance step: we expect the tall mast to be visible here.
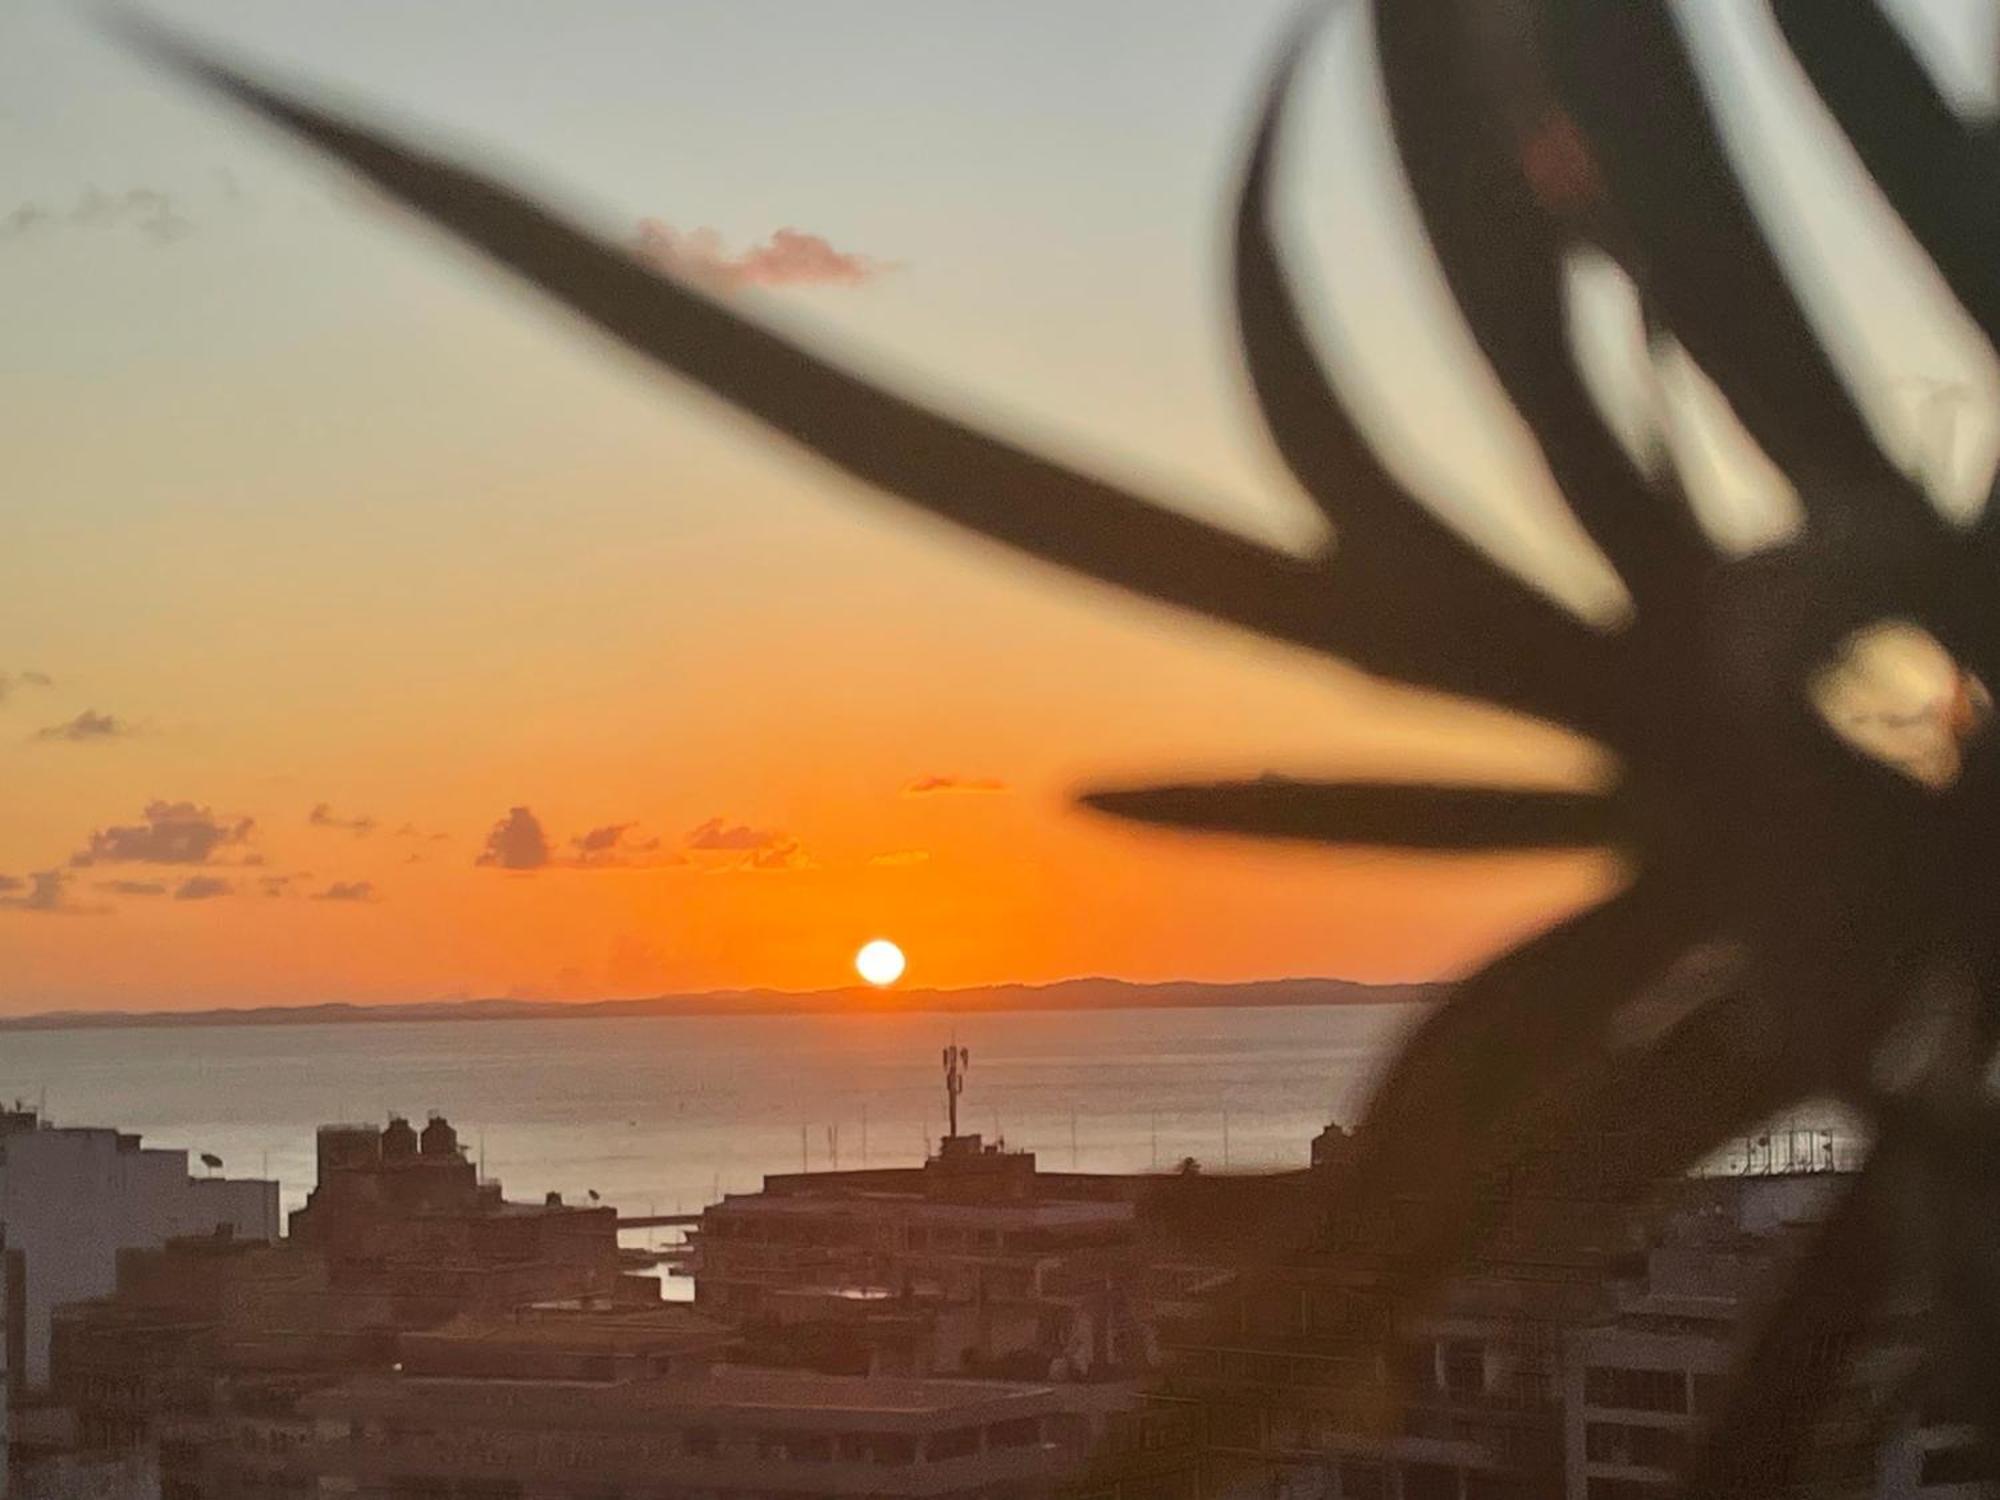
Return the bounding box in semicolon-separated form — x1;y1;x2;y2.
942;1043;969;1140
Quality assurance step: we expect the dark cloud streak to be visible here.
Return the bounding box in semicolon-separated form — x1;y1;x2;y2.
32;709;134;743
2;869;107;916
309;802;377;836
71;801;254;867
476;806;551;870
313;880;378;902
903;775;1009;796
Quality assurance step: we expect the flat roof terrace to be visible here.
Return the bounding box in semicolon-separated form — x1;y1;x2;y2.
708;1193;1131;1230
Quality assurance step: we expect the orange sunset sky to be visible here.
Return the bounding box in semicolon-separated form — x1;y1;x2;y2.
4;0;1993;1012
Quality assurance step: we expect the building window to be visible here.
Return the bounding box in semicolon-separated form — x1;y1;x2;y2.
1584;1367;1688;1415
988;1417;1041;1450
843;1433;917;1465
1441;1341;1486;1399
1340;1461;1386;1500
929;1427;979;1462
1586;1422;1686;1471
787;1433;832;1463
1208;1406;1260;1450
1404;1462;1458;1500
1919;1446;1992;1488
1586;1480;1670;1500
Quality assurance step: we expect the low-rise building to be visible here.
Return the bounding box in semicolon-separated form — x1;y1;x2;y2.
695;1134;1155;1383
0;1105;278;1391
309;1358;1078;1500
45;1114;648;1500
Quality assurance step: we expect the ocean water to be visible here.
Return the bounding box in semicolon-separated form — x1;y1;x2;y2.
0;1002;1419;1254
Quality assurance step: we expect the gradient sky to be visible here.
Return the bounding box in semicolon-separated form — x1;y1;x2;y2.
4;0;1995;1012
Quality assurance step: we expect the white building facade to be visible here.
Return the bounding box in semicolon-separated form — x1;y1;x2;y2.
0;1110;278;1390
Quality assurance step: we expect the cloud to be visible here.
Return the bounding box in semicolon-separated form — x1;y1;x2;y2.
902;775;1009;796
683;816;812;872
564;823;678;870
2;187;192;246
72;801;255;867
309;802;377;837
744;838;812;872
31;709;134;743
634;221;894;291
313;880;379;903
685;817;781;852
476;806;551;871
257;874;299;898
1;869;105;916
96;879;168;897
869;849;932;868
477;808;683;872
174;876;234;901
573;822;638;855
0;670;53;703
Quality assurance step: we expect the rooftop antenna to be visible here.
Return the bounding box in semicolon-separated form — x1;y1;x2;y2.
943;1041;969;1140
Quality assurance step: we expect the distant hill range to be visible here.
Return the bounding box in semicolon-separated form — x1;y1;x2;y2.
0;976;1436;1033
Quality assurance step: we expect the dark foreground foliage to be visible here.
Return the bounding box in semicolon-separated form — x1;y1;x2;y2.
131;3;2000;1493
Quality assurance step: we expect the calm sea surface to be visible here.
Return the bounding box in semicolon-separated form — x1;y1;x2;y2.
0;1004;1417;1230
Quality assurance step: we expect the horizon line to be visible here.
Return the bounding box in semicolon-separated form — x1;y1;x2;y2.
0;973;1441;1035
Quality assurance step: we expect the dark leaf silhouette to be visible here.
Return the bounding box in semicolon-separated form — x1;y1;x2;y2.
1685;1150;1898;1498
1331;877;1704;1267
1772;0;2000;354
1082;777;1624;852
1231;14;1637;737
1372;0;1709;603
131;0;2000;1484
1549;0;1926;513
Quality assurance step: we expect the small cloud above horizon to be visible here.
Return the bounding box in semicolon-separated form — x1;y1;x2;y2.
902;775;1009;796
869;849;931;868
95;879;168;898
566;823;680;870
685;817;779;853
309;802;377;837
173;875;234;901
3;186;195;247
1;869;105;917
477;806;551;871
31;709;134;744
0;669;53;704
71;801;255;868
634;220;894;292
313;880;378;903
684;816;812;872
478;808;683;872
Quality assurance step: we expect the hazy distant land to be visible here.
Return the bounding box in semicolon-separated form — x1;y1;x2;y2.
0;977;1437;1034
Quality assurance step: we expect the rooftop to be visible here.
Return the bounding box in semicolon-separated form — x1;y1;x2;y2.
309;1364;1064;1428
406;1306;732;1355
712;1192;1130;1229
657;1367;1056;1416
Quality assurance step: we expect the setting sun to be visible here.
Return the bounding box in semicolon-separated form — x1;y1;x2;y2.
854;939;907;987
